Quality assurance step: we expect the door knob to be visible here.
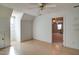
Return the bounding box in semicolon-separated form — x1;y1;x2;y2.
2;38;4;40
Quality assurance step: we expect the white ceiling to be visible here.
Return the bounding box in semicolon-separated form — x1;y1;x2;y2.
0;3;79;16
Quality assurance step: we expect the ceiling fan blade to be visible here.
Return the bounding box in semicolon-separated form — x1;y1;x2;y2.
45;4;56;8
73;5;79;8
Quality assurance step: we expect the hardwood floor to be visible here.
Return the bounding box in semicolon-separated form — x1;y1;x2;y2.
0;40;79;55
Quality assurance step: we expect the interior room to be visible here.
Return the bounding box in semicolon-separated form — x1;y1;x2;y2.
0;3;79;55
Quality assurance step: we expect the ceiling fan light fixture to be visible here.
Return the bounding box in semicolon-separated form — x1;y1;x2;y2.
38;3;46;10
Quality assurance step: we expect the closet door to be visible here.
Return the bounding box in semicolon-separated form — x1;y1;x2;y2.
0;33;5;48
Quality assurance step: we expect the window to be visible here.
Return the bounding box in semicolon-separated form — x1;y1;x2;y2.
57;23;62;30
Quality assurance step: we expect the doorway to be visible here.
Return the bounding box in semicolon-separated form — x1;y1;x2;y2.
10;16;16;45
52;17;63;43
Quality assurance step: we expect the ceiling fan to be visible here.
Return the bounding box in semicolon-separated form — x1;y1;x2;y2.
29;3;56;15
29;3;56;9
73;5;79;8
38;3;56;15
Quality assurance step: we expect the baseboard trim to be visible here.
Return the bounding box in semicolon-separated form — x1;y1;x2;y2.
0;45;11;50
21;39;33;42
33;39;52;44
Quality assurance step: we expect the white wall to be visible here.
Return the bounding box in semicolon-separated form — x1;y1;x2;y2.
33;8;79;49
0;5;12;48
33;15;52;43
21;20;33;41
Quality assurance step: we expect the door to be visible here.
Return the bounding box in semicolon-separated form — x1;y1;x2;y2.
0;33;5;48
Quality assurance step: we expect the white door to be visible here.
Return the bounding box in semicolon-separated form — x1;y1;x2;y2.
0;33;5;48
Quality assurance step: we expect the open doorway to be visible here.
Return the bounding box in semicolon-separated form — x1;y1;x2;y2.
10;10;23;46
10;15;16;45
52;17;63;43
